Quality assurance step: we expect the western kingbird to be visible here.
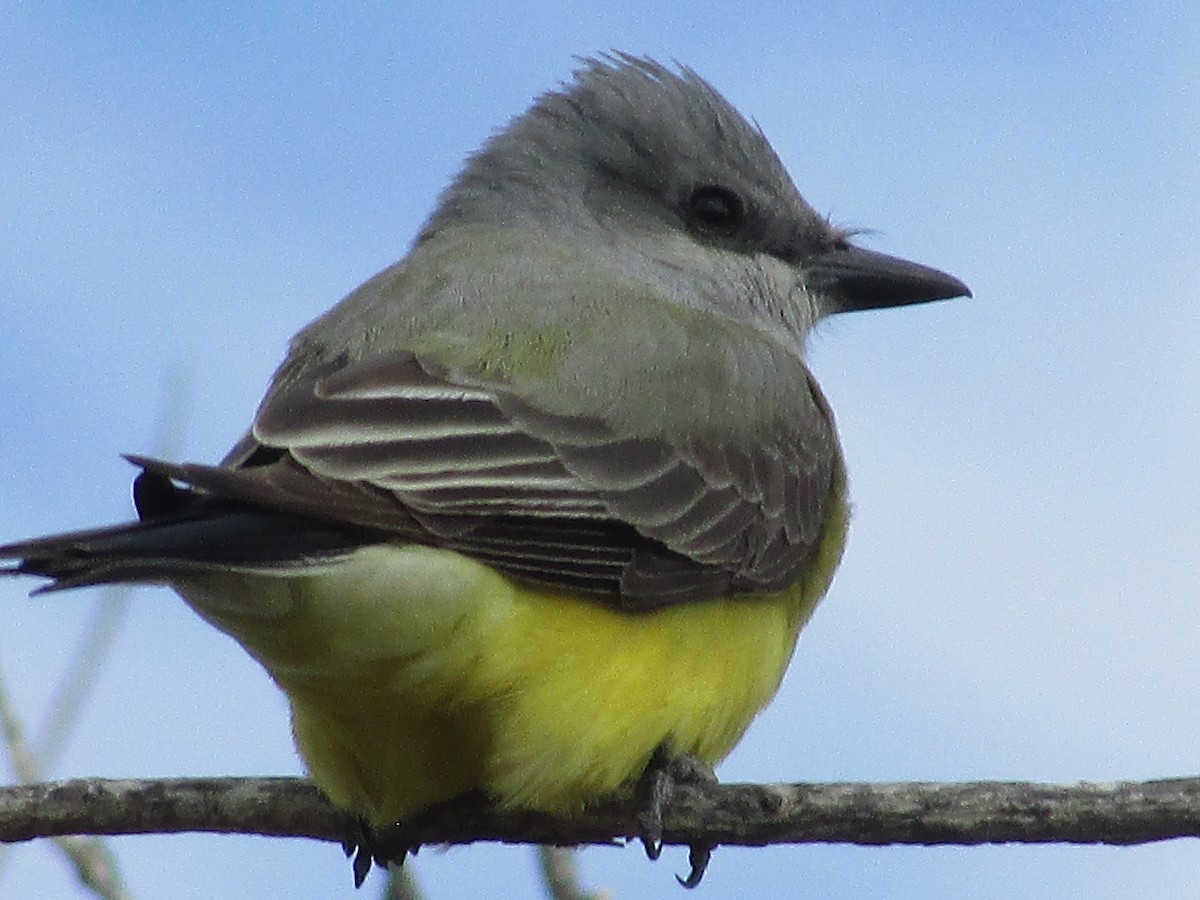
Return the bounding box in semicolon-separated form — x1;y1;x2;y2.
1;54;969;883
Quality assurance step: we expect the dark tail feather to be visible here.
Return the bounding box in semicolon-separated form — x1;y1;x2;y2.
1;477;383;594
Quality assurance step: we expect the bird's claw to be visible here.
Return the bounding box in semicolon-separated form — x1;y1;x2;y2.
677;841;713;889
340;819;377;888
342;817;414;888
634;744;719;885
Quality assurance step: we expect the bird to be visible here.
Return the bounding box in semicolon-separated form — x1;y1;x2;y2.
1;53;969;886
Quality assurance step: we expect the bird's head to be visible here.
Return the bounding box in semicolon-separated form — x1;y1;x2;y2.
420;53;969;339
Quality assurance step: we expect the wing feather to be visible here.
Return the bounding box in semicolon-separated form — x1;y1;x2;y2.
173;346;843;608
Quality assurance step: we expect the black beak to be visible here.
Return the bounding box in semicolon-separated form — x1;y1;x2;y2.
807;244;971;314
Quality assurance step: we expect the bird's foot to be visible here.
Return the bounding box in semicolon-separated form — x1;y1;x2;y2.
342;817;416;888
634;744;718;888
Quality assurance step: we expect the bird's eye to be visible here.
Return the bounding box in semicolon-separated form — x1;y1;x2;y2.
686;185;745;234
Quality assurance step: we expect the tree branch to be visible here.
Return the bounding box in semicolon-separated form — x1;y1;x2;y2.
4;775;1200;864
0;664;130;900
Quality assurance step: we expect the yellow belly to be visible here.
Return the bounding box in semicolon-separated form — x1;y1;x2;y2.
176;500;846;827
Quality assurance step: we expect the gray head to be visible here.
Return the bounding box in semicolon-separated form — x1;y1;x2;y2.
419;53;968;326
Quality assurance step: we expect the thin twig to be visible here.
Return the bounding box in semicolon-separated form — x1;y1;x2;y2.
382;864;424;900
37;364;192;770
537;846;608;900
3;775;1200;854
34;587;132;772
0;366;192;898
0;666;131;899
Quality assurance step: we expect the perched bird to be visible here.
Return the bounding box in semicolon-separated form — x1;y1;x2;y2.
1;54;968;885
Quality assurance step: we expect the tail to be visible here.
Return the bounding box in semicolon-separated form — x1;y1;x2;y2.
1;466;378;593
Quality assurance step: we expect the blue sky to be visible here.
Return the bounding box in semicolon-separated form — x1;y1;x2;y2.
2;3;1198;898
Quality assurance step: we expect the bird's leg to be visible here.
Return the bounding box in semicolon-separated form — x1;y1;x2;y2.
634;743;718;888
341;817;377;888
341;817;416;889
345;791;494;887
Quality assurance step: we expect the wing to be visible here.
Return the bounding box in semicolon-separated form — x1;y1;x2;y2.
151;345;843;610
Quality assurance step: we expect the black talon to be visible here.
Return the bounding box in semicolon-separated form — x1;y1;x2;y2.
344;791;481;886
351;842;374;889
638;775;667;859
635;744;674;859
338;818;376;888
342;817;410;888
634;744;719;876
677;842;713;889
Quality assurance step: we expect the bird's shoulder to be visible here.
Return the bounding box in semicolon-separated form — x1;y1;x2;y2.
279;224;820;446
194;226;848;604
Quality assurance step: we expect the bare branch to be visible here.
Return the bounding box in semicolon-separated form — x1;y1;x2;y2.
537;846;609;900
382;863;424;900
37;367;192;773
3;775;1200;864
34;587;132;772
0;667;131;900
